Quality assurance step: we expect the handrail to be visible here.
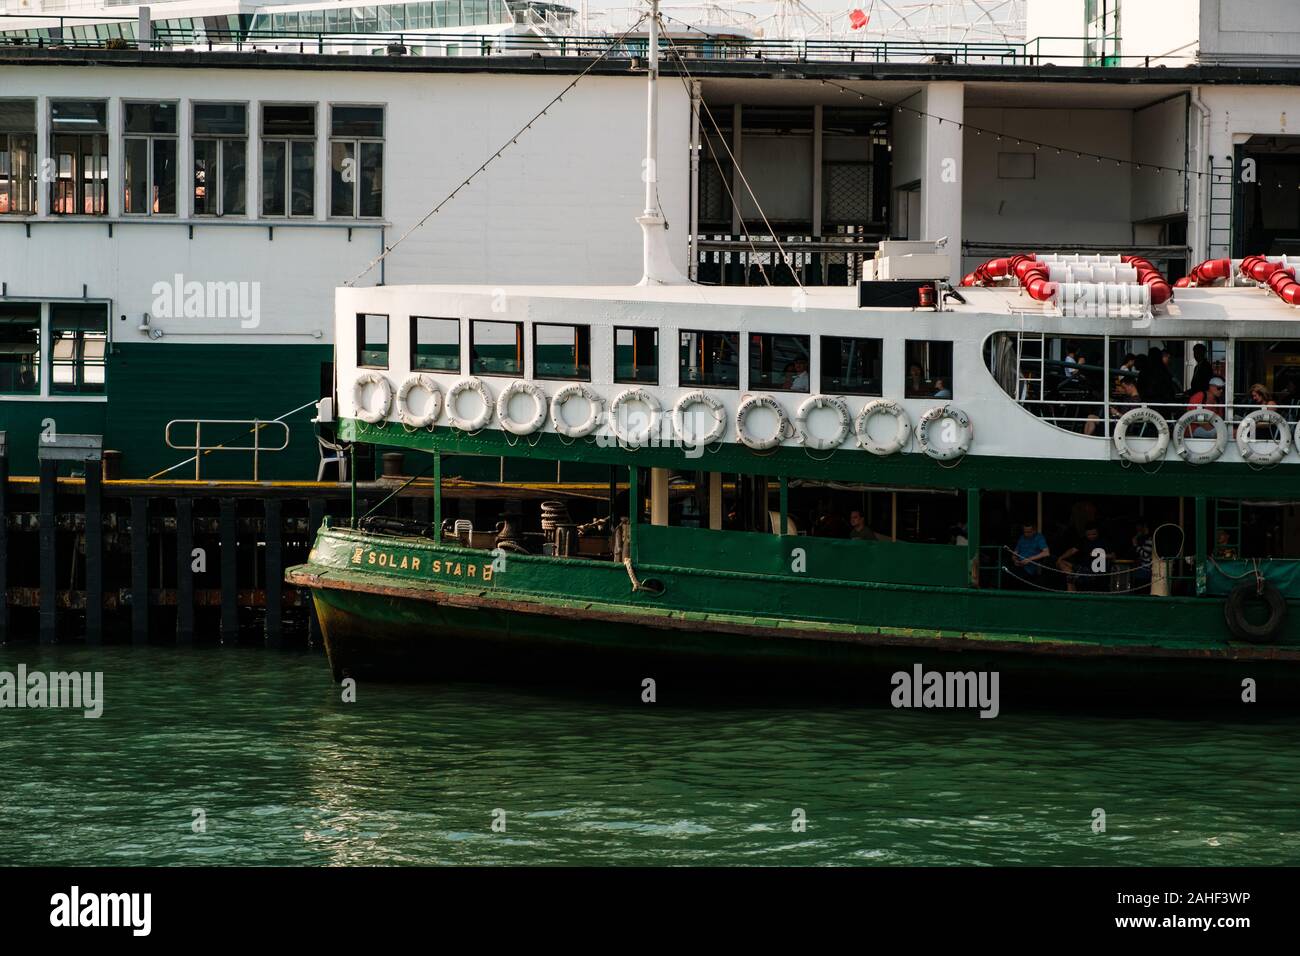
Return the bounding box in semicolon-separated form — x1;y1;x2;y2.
164;418;291;481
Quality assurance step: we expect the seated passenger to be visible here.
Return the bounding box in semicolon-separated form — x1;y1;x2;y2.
933;378;952;400
1056;526;1113;593
848;509;878;541
1186;376;1226;437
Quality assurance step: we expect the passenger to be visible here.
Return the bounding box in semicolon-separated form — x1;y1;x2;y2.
1214;528;1238;560
848;509;878;541
1056;525;1113;593
1186;376;1226;436
1131;520;1153;587
1250;383;1277;409
933;378;952;399
1139;346;1177;414
1119;353;1138;374
788;358;810;392
906;363;926;397
1010;522;1050;587
1188;343;1213;396
1064;349;1079;379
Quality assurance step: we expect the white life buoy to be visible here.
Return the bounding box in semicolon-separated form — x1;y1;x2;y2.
796;395;851;451
917;404;974;461
1113;406;1170;464
353;371;394;424
608;387;662;445
1172;409;1228;464
445;377;494;432
854;400;911;456
672;391;727;445
1237;408;1292;465
735;394;789;451
395;373;442;428
550;383;604;439
496;380;547;436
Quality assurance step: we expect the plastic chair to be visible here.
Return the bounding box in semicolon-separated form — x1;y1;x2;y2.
316;435;348;482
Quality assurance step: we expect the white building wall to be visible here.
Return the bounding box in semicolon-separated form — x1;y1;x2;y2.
1131;94;1188;222
0;64;690;345
1199;0;1300;61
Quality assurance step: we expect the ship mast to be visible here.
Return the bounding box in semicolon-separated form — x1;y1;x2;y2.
637;0;690;285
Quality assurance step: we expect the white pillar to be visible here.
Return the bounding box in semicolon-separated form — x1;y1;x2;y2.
709;472;722;530
651;468;670;526
920;82;964;282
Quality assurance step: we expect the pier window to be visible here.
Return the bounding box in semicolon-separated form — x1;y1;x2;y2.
614;326;658;385
533;323;590;381
50;304;107;395
904;340;954;399
821;335;882;395
0;99;36;215
471;319;524;377
261;104;316;218
357;313;389;369
193;103;247;217
123;102;178;216
679;330;739;389
749;333;810;393
0;303;40;394
329;105;384;219
411;316;459;372
50;100;108;216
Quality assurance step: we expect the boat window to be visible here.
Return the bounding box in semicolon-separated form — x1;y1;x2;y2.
470;319;524;377
821;335;882;396
357;313;389;369
0;99;36;215
1110;337;1226;419
0;303;40;394
986;332;1107;434
261;104;315;218
122;103;178;217
50;100;108;216
410;316;459;372
679;330;739;389
749;333;810;393
1232;340;1300;422
614;326;658;385
193;103;247;217
329;105;384;219
50;303;107;395
533;323;590;381
904;340;954;399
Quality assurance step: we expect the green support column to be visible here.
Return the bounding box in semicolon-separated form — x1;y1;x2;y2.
432;452;442;532
1195;496;1208;595
967;486;981;587
349;444;357;528
778;476;789;535
628;465;639;553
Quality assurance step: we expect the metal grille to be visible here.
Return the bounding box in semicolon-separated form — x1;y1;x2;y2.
823;162;872;225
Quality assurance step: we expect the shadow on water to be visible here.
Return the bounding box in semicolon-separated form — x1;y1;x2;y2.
1;642;1297;866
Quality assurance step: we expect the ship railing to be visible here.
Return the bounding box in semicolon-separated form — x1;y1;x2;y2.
1011;398;1300;441
164;419;291;481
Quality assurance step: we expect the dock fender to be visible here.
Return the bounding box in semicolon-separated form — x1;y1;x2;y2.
1236;408;1292;465
1224;580;1287;644
672;391;727;445
1113;407;1170;464
550;383;604;438
917;404;973;461
353;371;394;424
735;394;790;451
1172;409;1228;464
446;377;494;432
854;399;911;456
796;395;851;451
608;387;662;445
396;373;442;428
496;380;548;436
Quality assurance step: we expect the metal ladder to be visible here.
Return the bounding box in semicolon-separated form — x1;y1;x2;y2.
1207;159;1234;260
1213;499;1242;557
1016;330;1046;403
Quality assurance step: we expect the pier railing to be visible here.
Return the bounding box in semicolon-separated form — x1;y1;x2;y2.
165;419;291;481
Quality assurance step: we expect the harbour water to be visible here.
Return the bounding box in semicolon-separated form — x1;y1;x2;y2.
1;644;1297;866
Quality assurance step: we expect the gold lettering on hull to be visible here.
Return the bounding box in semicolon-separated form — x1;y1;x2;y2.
355;549;490;582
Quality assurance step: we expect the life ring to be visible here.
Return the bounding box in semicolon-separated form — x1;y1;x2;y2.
353;371;393;424
1236;408;1292;465
735;394;788;451
445;377;494;432
550;383;604;439
916;404;973;461
854;400;911;456
1113;407;1170;464
1172;409;1227;464
1224;580;1287;644
796;395;851;451
495;380;547;436
395;373;442;428
672;391;726;445
608;387;662;445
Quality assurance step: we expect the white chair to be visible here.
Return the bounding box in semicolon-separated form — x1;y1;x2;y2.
316;435;348;482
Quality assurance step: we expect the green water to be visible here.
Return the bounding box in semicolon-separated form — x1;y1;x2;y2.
1;645;1297;866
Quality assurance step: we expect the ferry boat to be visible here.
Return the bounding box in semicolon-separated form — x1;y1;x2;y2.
287;4;1300;703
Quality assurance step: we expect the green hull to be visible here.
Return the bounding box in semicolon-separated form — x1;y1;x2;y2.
288;525;1300;704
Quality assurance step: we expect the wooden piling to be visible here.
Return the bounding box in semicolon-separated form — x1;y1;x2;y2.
307;497;325;647
39;458;57;644
0;440;7;644
84;460;103;644
220;498;238;643
264;498;282;647
131;496;148;644
175;497;194;645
